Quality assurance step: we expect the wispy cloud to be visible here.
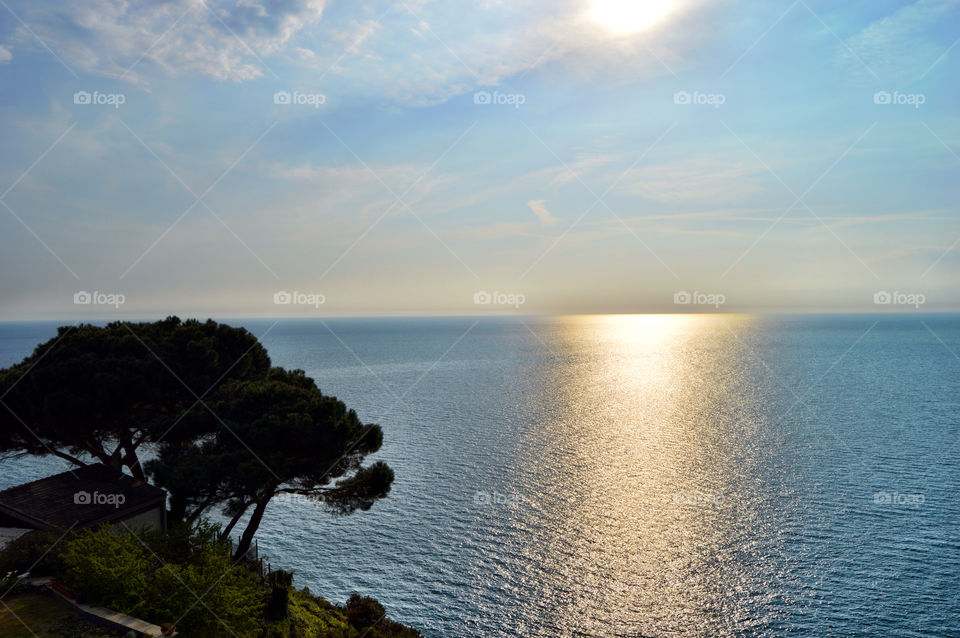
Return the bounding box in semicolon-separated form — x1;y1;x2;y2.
0;0;698;103
2;0;327;84
617;154;772;203
839;0;960;80
527;199;559;226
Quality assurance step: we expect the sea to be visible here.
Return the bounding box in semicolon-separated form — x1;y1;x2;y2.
1;314;958;637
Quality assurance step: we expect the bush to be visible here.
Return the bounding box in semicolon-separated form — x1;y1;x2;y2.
26;522;422;638
345;594;385;631
141;519;222;564
286;588;353;638
266;570;294;621
369;617;424;638
344;593;422;638
60;524;263;637
280;590;422;638
0;528;70;577
60;526;151;612
143;543;262;638
263;622;290;638
0;570;24;596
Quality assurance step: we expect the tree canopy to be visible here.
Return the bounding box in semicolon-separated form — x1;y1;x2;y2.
0;317;270;479
147;367;394;558
0;317;394;558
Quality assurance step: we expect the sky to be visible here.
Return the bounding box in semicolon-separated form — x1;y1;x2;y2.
0;0;957;318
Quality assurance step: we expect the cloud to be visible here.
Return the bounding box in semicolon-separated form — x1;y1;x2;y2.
262;160;445;226
527;199;559;226
330;0;695;106
455;221;537;240
617;154;770;203
0;45;11;63
267;161;438;200
839;0;960;80
2;0;327;84
1;0;696;102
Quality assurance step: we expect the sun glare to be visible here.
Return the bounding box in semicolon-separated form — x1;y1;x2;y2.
588;0;678;35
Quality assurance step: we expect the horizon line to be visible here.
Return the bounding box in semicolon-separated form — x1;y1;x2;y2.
1;309;959;324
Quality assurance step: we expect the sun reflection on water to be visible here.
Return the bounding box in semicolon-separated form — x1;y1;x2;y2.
520;314;774;636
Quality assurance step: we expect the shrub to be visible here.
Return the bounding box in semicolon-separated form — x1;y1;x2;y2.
0;570;24;596
266;569;294;621
143;544;263;638
0;528;70;577
141;520;222;565
286;588;353;638
263;622;290;638
60;524;263;637
345;594;385;631
60;526;151;612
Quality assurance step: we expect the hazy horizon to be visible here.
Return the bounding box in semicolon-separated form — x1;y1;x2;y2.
1;0;957;318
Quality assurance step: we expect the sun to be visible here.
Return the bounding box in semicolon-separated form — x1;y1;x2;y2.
588;0;678;35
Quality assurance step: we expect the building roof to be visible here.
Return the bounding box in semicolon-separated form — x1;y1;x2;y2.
0;464;166;530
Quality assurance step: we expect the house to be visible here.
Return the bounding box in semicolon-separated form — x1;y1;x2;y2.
0;464;166;549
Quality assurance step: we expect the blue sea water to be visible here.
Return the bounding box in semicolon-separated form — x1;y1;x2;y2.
1;314;959;637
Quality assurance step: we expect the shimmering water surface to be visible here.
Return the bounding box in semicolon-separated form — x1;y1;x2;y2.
2;315;959;636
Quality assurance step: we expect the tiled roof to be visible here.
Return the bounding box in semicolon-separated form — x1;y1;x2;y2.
0;464;166;530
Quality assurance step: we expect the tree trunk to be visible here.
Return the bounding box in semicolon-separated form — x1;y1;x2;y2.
118;433;145;481
221;503;250;539
233;488;275;560
48;448;89;467
167;493;188;525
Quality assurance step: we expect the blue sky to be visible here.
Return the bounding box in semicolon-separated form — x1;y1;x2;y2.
0;0;957;318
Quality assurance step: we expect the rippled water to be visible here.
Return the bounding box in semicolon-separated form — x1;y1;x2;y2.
2;315;959;636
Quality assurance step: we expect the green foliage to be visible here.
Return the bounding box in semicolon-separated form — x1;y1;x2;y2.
54;524;421;638
149;365;394;559
1;317;413;636
0;529;69;577
366;617;424;638
0;317;271;477
266;570;294;621
0;571;24;596
143;543;262;638
59;524;262;638
2;317;394;566
60;526;152;612
141;520;222;565
263;623;291;638
265;589;423;638
0;592;121;637
345;594;385;631
269;570;294;589
285;589;354;638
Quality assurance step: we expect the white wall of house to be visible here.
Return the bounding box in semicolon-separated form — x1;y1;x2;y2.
117;506;164;532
